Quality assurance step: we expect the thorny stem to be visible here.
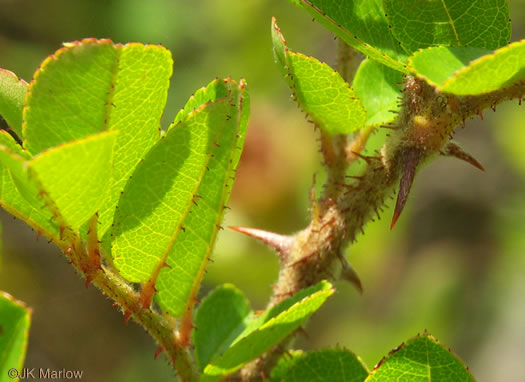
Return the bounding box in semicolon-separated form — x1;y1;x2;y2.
30;217;199;382
320;42;361;204
240;42;361;381
86;262;199;381
345;124;376;165
239;78;525;380
320;132;347;201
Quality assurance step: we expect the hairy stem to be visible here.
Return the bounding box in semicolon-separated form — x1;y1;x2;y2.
44;223;200;381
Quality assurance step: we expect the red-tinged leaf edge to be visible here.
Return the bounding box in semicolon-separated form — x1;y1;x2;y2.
21;38;168;154
0;68;28;138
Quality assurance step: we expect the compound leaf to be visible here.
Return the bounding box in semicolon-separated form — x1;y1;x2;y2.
365;333;475;382
409;41;525;95
271;348;369;382
202;281;335;382
22;39;172;238
28;131;117;231
293;0;408;72
353;59;403;126
111;78;249;318
0;292;31;376
272;18;366;135
384;0;511;53
194;284;252;371
0;69;27;138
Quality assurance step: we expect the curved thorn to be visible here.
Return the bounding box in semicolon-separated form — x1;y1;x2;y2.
391;148;421;230
229;226;293;260
441;141;484;171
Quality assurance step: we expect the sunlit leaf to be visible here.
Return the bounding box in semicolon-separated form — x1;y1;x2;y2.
0;292;31;376
173;80;230;126
293;0;408;72
202;281;335;381
365;333;475;382
271;348;369;382
111;78;249;318
28;131;117;231
194;284;252;371
408;41;525;95
384;0;511;53
0;131;59;240
22;39;173;238
0;69;27;138
353;59;403;126
272;18;366;135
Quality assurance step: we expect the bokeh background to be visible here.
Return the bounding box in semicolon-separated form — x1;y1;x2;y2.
1;0;524;381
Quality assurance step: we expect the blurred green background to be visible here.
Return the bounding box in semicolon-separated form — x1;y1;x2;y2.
1;0;524;381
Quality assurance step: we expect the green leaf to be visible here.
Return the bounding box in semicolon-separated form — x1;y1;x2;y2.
353;59;403;126
0;69;27;138
201;281;335;382
294;0;408;72
0;133;29;161
96;43;172;239
242;280;332;336
0;220;2;272
409;46;490;87
28;131;117;231
271;349;369;382
0;135;41;208
22;39;172;238
23;40;118;154
270;350;305;381
194;284;252;371
384;0;511;53
155;80;249;317
0;131;59;240
173;80;230;126
365;333;475;382
0;292;31;376
111;79;249;318
408;41;525;95
272;18;366;135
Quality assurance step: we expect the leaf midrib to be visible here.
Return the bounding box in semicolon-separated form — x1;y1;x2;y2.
440;0;461;46
300;0;408;73
151;97;233;287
